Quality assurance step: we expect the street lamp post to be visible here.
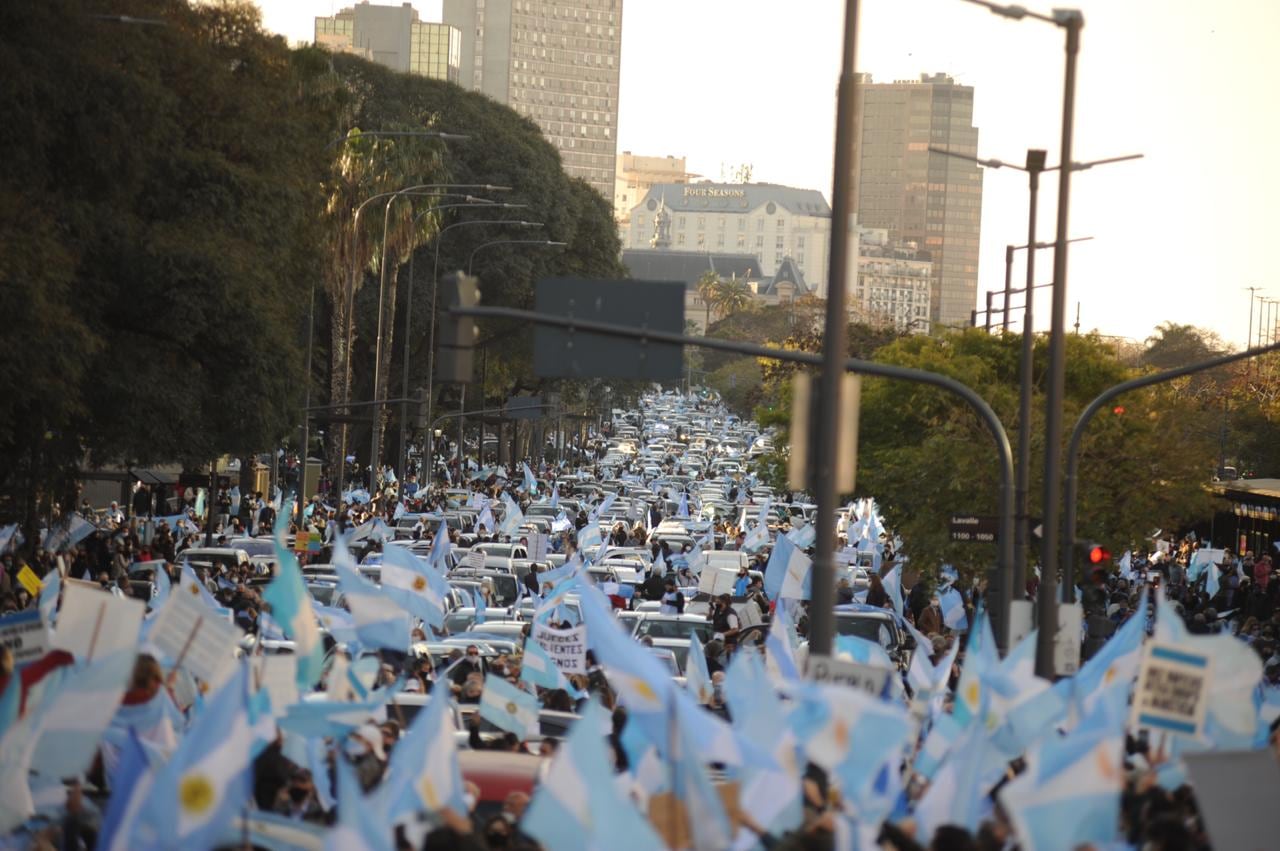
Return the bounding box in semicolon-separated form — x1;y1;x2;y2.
397;208;534;479
335;182;509;500
337;188;494;499
935;140;1136;645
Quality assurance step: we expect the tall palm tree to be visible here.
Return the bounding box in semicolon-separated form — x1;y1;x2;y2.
321;128;446;479
695;269;720;331
712;274;753;318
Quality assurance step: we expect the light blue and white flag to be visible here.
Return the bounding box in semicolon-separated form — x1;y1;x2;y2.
742;500;772;554
266;502;325;690
521;636;581;696
334;539;411;652
326;748;392;851
882;564;904;617
498;493;525;538
42;514;97;552
478;674;539;739
379;544;448;629
686;632;713;704
676;492;689;519
97;727;158;851
147;564;170;613
135;663;253;850
522;699;663;851
0;524;20;555
29;649;135;780
786;521;816;549
38;569;61;627
764;535;812;601
939;586;968;631
522;462;539;495
914;721;993;838
998;700;1126;851
766;602;801;683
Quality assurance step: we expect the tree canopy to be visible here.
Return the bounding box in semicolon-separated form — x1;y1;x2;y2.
0;0;628;539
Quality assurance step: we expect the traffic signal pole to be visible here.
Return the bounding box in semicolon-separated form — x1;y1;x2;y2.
1061;337;1280;597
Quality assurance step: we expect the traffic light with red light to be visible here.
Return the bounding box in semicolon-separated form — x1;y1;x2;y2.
1087;543;1111;564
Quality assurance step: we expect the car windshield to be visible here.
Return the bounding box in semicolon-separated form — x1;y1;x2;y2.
635;618;712;642
834;615;896;648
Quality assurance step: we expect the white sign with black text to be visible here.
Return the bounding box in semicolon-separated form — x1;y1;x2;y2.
531;622;587;675
806;654;890;697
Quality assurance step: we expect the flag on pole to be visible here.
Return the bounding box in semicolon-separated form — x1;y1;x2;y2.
135;664;253;850
478;675;539;740
267;502;325;690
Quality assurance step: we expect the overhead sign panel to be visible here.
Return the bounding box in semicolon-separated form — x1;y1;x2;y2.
533;277;684;381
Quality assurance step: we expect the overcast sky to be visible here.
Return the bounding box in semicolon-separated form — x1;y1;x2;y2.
256;0;1280;348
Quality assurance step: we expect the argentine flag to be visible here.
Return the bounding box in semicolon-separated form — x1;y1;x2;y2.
521;636;580;696
763;535;812;601
498;493;525;538
939;585;968;631
266;503;325;690
522;699;663;851
334;539;412;652
135;663;253;850
522;462;539;495
379;544;448;629
326;751;392;851
998;700;1126;851
479;675;539;739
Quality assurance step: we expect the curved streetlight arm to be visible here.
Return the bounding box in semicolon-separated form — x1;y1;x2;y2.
1061;337;1280;600
446;302;1017;647
336;184;509;497
467;240;567;276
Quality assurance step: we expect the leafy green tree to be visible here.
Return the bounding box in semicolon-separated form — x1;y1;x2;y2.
0;0;335;544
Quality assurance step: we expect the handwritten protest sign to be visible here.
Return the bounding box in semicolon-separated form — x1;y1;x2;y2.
0;609;50;666
531;622;586;675
1129;641;1211;738
149;582;244;685
53;582;144;662
466;550;486;570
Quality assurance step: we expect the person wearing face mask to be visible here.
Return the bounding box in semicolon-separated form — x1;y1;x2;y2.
345;723;387;791
450;645;489;688
274;769;323;821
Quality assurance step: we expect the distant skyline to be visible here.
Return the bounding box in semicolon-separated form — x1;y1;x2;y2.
256;0;1280;349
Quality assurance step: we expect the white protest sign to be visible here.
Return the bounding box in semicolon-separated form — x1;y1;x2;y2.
0;609;50;667
465;549;486;570
1129;640;1212;739
806;654;890;697
1054;602;1083;676
256;655;299;716
531;622;587;675
52;582;145;661
148;583;244;685
526;532;549;562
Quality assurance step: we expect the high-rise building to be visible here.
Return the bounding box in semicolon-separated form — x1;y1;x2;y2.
613;152;694;230
855;73;982;329
315;2;461;82
443;0;623;199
